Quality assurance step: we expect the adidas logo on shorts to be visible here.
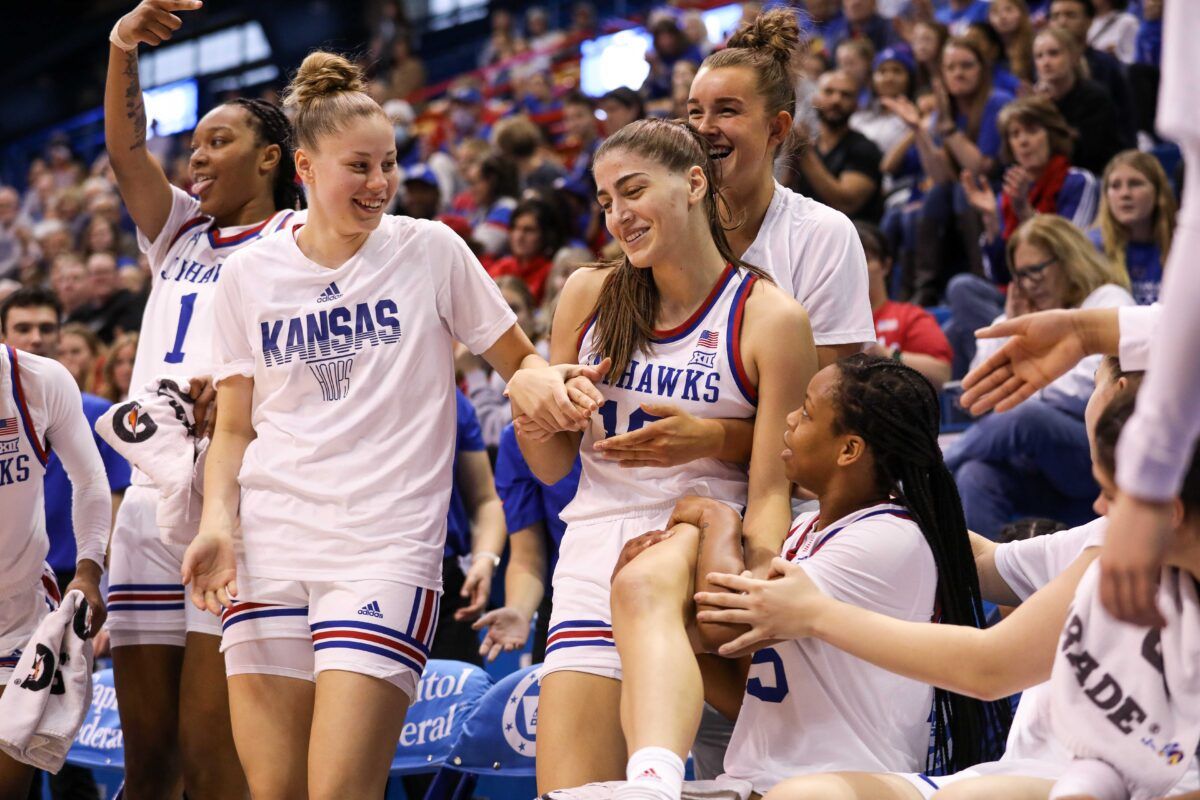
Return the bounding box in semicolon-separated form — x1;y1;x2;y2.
317;281;343;303
357;600;384;618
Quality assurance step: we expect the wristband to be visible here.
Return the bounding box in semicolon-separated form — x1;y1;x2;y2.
891;346;903;362
110;20;138;52
472;551;501;568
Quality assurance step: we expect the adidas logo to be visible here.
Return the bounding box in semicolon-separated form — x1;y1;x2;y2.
317;281;343;303
637;768;661;781
357;600;383;618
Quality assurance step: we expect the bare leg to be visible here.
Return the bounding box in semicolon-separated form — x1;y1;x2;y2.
766;772;925;800
307;670;411;800
178;633;248;799
227;673;314;800
536;671;626;793
0;686;35;800
111;645;185;799
610;525;703;759
932;775;1054;799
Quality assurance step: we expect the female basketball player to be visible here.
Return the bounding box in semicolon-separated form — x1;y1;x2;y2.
609;355;1008;800
181;51;597;799
698;390;1200;800
595;10;871;470
507;116;817;792
104;1;303;796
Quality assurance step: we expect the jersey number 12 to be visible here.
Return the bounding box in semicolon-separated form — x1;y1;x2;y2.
164;293;198;364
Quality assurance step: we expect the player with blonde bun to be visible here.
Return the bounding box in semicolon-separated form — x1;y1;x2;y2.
182;50;601;798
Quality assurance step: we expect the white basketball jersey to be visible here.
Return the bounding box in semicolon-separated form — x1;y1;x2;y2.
132;186;300;395
723;503;938;793
0;346;50;598
210;215;515;589
562;265;758;522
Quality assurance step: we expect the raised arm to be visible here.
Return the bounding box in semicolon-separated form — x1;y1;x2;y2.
105;0;202;240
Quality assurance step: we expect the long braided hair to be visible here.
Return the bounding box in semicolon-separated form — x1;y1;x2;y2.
587;118;771;379
225;97;305;210
831;354;1012;774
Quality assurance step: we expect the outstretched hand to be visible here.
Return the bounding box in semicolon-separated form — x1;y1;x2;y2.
181;531;238;616
959;310;1089;415
114;0;203;48
473;607;532;662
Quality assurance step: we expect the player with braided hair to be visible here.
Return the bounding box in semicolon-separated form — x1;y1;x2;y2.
509;116;817;793
102;2;304;796
592;355;1009;800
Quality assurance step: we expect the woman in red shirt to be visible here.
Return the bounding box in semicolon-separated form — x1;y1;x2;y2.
487;197;566;303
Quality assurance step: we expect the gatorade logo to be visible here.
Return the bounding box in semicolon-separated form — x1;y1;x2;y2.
111;401;158;444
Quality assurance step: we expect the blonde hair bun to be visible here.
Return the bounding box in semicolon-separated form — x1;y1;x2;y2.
726;7;801;65
284;51;367;110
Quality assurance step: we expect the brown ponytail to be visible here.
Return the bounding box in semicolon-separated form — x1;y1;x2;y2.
586;119;772;379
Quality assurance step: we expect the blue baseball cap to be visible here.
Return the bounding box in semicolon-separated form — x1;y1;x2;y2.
874;44;916;78
404;163;439;187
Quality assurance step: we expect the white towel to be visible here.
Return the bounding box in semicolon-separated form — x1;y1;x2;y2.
1050;562;1200;800
0;591;94;772
96;377;208;546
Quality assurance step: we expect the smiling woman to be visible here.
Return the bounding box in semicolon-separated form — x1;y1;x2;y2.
101;2;306;797
508;116;816;795
180;48;602;800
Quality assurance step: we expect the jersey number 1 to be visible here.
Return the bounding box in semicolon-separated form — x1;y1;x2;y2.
164;293;198;364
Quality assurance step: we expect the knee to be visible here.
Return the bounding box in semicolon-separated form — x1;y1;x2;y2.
611;553;688;618
764;775;856;800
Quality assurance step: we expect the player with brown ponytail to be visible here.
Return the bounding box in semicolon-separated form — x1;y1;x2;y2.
508;117;816;792
596;8;874;470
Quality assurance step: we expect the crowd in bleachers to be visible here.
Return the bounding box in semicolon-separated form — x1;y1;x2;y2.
0;0;1182;655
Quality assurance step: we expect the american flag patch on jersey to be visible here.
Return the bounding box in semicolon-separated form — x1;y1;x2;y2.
0;417;17;437
698;330;720;348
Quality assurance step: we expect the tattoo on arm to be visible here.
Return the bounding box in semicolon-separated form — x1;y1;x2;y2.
123;51;146;151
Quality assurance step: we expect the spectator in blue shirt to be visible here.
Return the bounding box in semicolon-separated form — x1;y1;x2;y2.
475;423;580;663
1091;150;1177;305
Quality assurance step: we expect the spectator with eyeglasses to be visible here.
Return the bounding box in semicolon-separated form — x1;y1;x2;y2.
943;214;1135;539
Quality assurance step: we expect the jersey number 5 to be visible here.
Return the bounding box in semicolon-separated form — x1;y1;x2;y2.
164;293;198;364
598;404;660;439
746;647;789;703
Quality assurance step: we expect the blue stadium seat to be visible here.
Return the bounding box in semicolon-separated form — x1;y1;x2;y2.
64;668;124;797
391;659;494;776
422;664;544;800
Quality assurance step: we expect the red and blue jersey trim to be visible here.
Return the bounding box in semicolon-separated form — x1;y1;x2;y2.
221;601;309;631
310;618;431;674
725;273;758;405
405;587;440;646
651;263;736;344
576;313;598;356
166;216;209;251
208;215;272;249
7;346;49;467
785;507;914;561
545;619;615;655
0;653;20;669
107;583;186;613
